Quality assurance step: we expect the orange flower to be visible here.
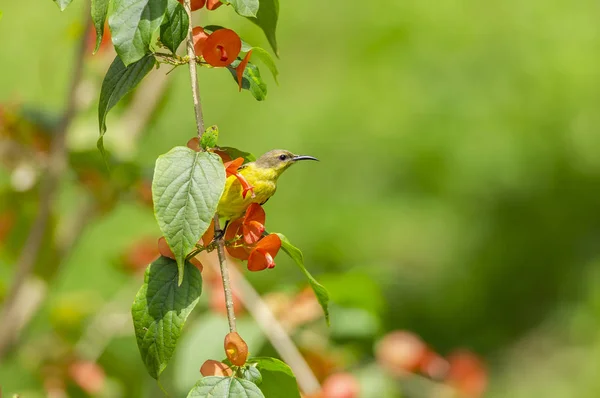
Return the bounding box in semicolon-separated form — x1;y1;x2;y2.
178;0;206;11
247;234;281;271
224;157;254;198
236;50;252;91
192;27;209;55
202;29;241;67
224;218;250;260
206;0;223;10
224;332;248;366
242;203;265;245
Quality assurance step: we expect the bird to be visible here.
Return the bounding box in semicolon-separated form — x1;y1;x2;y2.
217;149;318;220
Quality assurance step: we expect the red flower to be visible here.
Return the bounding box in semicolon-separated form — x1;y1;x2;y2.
224;157;254;198
206;0;223;10
202;29;241;67
224;218;250;260
247;234;281;271
242;203;265;245
192;27;209;55
178;0;206;11
236;50;252;91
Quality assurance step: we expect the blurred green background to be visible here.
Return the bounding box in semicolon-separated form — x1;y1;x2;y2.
1;0;600;397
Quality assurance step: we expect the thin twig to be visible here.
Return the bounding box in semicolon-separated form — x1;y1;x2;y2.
183;0;205;138
227;265;321;394
0;6;92;360
214;215;237;333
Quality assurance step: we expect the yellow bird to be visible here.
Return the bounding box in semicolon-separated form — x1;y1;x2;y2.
217;149;318;220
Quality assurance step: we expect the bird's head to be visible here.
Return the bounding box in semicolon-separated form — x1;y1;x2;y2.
254;149;318;175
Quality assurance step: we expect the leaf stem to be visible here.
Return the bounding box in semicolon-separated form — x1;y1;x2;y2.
183;0;205;139
213;214;237;333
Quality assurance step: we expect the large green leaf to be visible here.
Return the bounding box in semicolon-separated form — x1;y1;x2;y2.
227;61;267;101
109;0;167;65
249;357;300;398
187;377;264;398
226;0;259;18
152;147;226;285
97;54;155;155
54;0;74;11
91;0;110;54
248;0;279;55
132;256;202;379
275;233;330;325
160;0;188;54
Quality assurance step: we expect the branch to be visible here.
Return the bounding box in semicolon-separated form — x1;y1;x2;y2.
183;0;205;138
0;6;91;359
214;215;237;333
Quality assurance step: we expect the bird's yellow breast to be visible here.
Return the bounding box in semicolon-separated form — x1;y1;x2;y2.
217;165;279;220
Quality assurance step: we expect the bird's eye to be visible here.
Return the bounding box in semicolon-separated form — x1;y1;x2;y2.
279;154;287;161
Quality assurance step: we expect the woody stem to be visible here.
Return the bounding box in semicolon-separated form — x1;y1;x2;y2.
213;215;237;333
183;0;205;139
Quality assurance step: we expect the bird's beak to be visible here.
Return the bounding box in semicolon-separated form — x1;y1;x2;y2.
292;155;319;162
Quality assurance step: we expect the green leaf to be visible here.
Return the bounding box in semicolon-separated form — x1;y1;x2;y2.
217;146;256;163
201;126;219;150
251;47;279;84
187;376;264;398
54;0;73;11
275;233;330;325
248;357;300;398
91;0;110;54
132;256;202;379
152;147;226;285
226;0;259;18
241;365;263;385
248;0;279;55
160;0;188;54
97;54;155;156
109;0;167;65
226;61;267;101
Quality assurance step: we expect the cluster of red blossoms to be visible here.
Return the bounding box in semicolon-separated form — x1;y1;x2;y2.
179;0;252;91
225;203;282;271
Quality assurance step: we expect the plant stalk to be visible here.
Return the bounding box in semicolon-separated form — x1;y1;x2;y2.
183;0;205;138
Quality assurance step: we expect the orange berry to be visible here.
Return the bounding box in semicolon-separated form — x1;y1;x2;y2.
202;29;241;67
224;332;249;366
200;360;233;377
157;236;176;259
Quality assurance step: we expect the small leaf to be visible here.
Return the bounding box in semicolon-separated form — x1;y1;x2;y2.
132;256;202;379
91;0;110;54
109;0;167;65
248;0;279;55
251;47;279;84
275;233;330;325
218;146;256;163
225;0;259;18
54;0;73;11
160;0;189;54
187;376;264;398
227;61;267;101
98;54;155;156
241;365;263;385
200;126;219;150
152;147;226;285
248;357;300;398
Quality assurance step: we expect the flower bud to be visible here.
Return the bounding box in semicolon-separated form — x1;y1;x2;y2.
224;332;248;366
